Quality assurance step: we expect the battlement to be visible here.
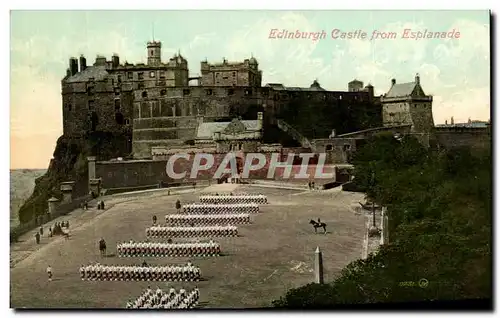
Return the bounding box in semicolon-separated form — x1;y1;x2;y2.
201;58;255;70
147;41;162;48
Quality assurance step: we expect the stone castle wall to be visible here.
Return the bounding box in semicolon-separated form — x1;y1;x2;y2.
433;127;491;149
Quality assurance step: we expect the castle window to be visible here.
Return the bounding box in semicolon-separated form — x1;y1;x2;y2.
343;144;351;151
138;72;144;80
160;89;166;96
206;89;213;96
117;75;122;83
245;89;253;96
228;89;234;95
87;86;95;96
150;71;155;78
66;103;72;111
389;112;395;117
114;87;121;96
150;50;154;56
124;118;130;125
232;72;236;77
339;95;343;100
326;145;333;151
160;71;165;79
183;89;190;96
115;112;124;125
142;91;148;98
138;82;145;90
262;89;269;96
88;100;95;111
111;78;114;85
114;99;121;111
127;72;133;80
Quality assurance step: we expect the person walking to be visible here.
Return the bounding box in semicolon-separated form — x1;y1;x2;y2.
35;232;40;244
47;265;53;281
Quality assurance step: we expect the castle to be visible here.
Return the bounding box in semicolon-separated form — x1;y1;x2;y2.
59;39;490;194
61;40;393;160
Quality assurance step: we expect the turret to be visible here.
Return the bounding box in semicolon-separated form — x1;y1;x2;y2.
415;73;420;85
147;41;162;66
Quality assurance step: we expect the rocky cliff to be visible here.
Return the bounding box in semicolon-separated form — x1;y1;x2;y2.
17;131;131;224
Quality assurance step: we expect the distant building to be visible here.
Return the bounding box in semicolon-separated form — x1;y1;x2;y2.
380;74;434;137
436;118;490;128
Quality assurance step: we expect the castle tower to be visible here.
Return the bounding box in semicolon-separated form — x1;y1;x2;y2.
348;79;364;92
380;74;434;144
147;41;162;66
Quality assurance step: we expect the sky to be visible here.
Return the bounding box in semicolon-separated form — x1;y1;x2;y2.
10;10;490;169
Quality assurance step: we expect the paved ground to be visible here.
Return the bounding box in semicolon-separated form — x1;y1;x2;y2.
10;184;365;309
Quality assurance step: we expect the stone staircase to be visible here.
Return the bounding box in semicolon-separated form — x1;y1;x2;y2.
277;119;313;149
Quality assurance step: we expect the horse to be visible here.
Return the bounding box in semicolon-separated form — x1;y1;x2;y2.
99;238;107;256
61;228;70;239
309;219;327;234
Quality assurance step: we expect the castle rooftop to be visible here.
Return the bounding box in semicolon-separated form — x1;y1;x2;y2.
385;81;417;98
64;65;109;83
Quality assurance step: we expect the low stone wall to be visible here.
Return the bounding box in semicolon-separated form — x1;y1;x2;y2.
95;155;339;190
10;195;91;243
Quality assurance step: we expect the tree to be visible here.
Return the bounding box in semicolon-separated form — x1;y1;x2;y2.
273;136;491;308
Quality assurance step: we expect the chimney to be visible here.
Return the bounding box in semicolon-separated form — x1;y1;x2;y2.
79;55;87;72
451;116;454;125
112;54;120;68
391;78;396;86
69;57;78;76
445;120;448;125
95;56;106;66
468;118;472;124
415;73;420;84
66;68;71;77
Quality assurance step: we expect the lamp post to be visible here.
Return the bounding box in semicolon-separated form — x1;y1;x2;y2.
368;171;379;237
371;171;376;227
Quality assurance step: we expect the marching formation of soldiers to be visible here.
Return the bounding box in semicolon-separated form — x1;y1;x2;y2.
183;203;259;214
165;213;251;226
199;194;268;205
146;225;238;238
117;241;221;257
79;263;201;282
126;287;199;309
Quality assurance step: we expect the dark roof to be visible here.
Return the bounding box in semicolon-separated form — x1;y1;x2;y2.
349;79;363;84
264;80;326;92
196;120;260;139
385;82;416;98
65;65;109;83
